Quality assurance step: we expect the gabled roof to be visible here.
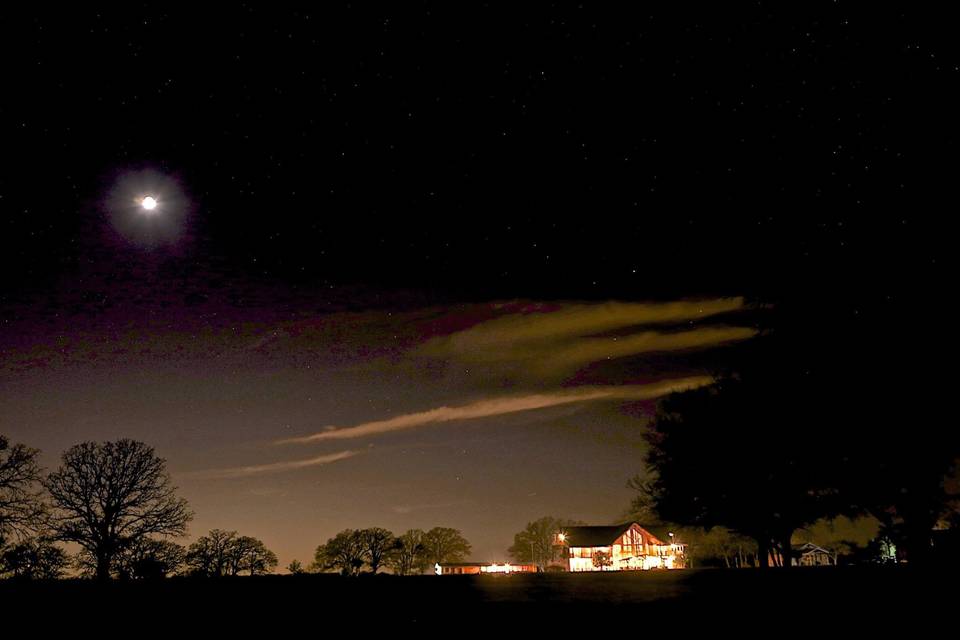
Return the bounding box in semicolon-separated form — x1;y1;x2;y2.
793;542;834;555
563;522;665;547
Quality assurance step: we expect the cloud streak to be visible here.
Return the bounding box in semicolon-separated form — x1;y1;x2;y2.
541;326;756;369
414;298;754;378
186;450;359;478
276;377;712;444
419;298;746;355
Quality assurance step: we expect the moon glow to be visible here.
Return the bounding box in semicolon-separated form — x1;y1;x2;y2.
105;169;191;248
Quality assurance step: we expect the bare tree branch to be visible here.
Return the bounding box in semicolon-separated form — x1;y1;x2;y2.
44;439;193;580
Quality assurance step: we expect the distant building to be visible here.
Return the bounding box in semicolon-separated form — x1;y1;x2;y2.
561;522;685;571
436;562;537;575
792;542;837;567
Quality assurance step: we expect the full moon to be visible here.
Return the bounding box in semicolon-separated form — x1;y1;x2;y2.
106;170;190;246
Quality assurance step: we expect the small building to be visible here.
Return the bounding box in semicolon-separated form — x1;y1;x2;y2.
792;542;837;567
562;522;685;572
436;562;537;575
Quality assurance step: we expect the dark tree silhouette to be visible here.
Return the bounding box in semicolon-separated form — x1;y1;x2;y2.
359;527;394;574
80;537;187;579
422;527;471;566
0;435;46;545
44;440;192;580
314;529;366;576
637;288;960;569
642;369;847;567
508;516;583;569
186;530;276;576
625;481;756;568
227;535;278;576
125;538;187;579
187;529;237;577
0;536;69;579
856;437;959;564
387;529;429;576
286;559;304;574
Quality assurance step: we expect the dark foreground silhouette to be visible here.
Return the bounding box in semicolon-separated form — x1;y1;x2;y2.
4;566;951;633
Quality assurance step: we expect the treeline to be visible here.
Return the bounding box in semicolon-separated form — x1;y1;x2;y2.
0;436;280;580
307;526;471;576
0;436;470;580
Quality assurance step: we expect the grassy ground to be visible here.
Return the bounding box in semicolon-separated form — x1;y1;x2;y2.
3;567;951;633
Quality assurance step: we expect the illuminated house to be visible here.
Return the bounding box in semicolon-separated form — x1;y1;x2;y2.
562;522;685;571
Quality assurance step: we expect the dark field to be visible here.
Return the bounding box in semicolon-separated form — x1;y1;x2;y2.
4;568;952;633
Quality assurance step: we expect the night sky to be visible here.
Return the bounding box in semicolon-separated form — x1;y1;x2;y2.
1;6;954;566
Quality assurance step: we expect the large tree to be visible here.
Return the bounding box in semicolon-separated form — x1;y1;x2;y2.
313;529;366;576
227;535;278;576
639;290;960;570
642;370;848;567
388;529;429;576
44;440;192;580
359;527;394;574
186;529;237;577
507;516;582;569
848;387;960;564
422;527;471;566
0;435;46;545
186;529;276;576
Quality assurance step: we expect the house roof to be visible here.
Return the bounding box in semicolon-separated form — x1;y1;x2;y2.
563;522;665;547
793;542;834;555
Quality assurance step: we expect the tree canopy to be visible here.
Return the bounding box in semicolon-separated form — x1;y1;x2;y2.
639;300;960;567
359;527;394;574
508;516;583;568
422;527;472;566
313;529;367;576
0;435;46;545
44;439;192;580
388;529;429;576
642;370;847;565
187;529;277;577
0;536;69;580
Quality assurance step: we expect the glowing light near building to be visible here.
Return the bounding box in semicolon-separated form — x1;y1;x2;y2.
481;563;519;574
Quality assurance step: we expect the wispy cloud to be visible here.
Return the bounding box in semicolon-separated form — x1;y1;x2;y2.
419;298;745;352
186;450;359;478
276;377;712;444
540;326;756;369
415;298;753;377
